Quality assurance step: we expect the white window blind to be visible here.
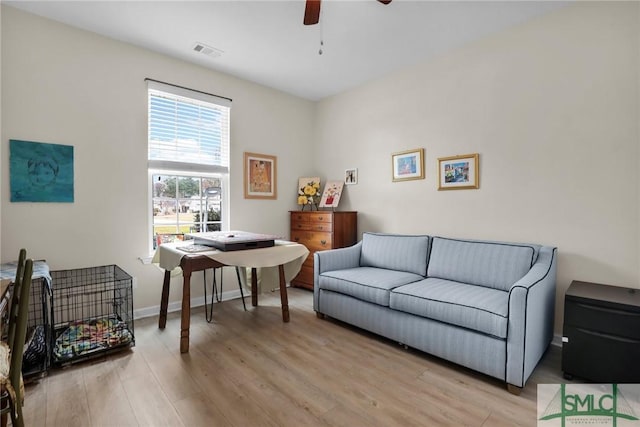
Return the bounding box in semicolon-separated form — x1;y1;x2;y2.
147;80;231;174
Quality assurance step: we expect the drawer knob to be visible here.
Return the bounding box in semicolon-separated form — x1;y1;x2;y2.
319;217;324;220
294;237;299;242
321;240;327;245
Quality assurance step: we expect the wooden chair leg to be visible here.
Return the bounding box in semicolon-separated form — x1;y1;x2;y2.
1;389;19;427
10;402;22;427
1;407;7;427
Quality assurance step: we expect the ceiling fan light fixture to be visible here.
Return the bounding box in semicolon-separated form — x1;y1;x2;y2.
304;0;321;25
304;0;391;26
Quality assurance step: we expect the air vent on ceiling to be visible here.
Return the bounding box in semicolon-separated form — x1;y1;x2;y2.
193;42;224;58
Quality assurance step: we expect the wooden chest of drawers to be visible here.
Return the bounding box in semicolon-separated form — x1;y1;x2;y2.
289;211;357;290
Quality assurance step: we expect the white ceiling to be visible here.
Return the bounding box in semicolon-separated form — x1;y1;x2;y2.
5;0;569;101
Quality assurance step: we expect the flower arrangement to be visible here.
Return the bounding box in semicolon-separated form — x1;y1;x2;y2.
297;177;321;210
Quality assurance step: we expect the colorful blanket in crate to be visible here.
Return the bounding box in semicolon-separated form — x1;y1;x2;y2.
53;316;133;361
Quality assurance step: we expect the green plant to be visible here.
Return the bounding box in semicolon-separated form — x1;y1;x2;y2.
194;209;221;232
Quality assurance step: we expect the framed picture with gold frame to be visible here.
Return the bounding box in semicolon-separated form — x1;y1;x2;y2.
244;152;277;199
437;153;479;190
392;148;424;182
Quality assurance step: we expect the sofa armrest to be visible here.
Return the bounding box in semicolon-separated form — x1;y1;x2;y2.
506;246;557;388
315;241;362;275
313;241;362;312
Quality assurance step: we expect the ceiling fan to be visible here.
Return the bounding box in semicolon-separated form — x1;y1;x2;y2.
304;0;392;26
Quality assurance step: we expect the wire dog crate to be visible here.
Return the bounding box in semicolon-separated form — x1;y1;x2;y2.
50;265;135;365
22;270;53;379
0;259;53;380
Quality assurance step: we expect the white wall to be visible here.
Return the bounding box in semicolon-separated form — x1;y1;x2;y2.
315;2;639;334
1;6;315;312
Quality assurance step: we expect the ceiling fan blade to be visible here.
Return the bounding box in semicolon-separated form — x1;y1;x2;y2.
378;0;392;4
304;0;321;25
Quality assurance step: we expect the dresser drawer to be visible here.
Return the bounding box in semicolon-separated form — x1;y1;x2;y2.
291;231;332;252
291;212;333;224
562;325;640;382
291;221;333;232
291;211;332;221
292;264;314;289
564;299;640;339
302;255;314;270
291;212;310;223
308;213;332;223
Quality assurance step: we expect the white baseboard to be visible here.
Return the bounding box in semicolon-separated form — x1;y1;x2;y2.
133;288;247;320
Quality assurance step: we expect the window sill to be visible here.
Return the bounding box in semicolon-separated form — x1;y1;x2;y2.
138;256;154;265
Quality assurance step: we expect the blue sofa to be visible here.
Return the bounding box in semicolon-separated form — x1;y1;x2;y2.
313;233;557;393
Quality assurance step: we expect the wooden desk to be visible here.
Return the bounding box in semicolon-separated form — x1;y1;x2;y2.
156;242;309;353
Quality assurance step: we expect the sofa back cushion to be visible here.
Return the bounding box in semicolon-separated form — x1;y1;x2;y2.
360;233;430;276
427;237;540;291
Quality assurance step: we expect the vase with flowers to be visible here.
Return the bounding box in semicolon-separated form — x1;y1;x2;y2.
297;177;321;210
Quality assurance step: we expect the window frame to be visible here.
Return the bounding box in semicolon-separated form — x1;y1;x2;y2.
146;80;231;255
147;171;229;253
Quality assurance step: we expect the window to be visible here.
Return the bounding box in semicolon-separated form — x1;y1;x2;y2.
147;80;231;250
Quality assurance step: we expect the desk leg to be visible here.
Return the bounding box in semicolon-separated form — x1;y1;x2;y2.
180;270;192;353
251;268;258;307
278;264;290;323
159;269;171;329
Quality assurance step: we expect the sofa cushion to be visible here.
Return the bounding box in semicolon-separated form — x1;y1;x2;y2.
360;233;430;277
318;267;424;307
390;278;509;338
427;237;540;291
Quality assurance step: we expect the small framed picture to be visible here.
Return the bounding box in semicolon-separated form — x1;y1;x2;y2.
345;168;358;185
437;153;479;190
244;152;277;199
392;148;424;182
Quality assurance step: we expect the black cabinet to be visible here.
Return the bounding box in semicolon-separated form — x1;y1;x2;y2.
562;280;640;382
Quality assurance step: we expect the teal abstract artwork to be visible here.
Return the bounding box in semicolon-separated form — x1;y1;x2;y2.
10;139;74;203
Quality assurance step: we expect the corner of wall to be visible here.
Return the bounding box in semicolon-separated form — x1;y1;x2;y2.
0;4;4;263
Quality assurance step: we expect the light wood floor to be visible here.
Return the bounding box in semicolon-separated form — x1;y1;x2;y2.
21;288;566;426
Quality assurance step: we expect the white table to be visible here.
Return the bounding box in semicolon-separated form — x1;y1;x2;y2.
155;240;309;353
